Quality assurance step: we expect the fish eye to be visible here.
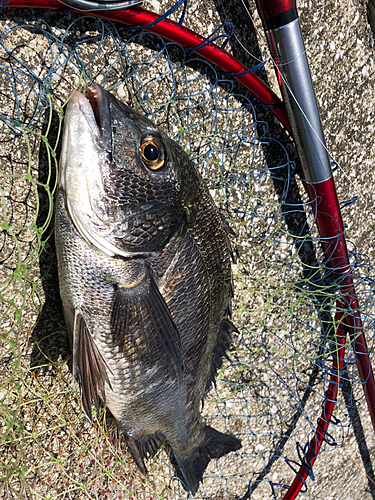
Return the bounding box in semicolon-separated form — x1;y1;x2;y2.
140;135;165;171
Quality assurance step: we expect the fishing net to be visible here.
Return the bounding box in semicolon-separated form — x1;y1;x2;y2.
1;1;375;499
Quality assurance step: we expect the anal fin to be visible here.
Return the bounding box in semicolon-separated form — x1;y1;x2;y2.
124;434;147;475
124;431;165;475
73;310;112;421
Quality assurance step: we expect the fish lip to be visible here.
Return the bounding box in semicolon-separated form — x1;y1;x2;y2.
86;84;111;152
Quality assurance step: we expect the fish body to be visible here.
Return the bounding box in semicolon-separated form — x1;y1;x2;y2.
55;84;241;494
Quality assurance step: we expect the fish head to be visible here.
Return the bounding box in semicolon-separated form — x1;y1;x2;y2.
59;84;195;257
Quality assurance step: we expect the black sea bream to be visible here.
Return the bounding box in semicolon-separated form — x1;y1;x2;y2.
55;84;241;494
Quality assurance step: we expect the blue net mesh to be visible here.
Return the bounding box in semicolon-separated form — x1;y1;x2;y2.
0;3;375;499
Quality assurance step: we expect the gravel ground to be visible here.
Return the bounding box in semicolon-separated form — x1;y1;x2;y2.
1;1;375;499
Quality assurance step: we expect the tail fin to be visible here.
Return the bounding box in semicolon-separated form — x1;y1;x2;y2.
173;426;241;495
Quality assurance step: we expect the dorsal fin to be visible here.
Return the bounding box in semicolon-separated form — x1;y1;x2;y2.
219;211;236;263
204;318;238;395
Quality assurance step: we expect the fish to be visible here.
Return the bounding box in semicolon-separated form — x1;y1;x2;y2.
55;84;241;495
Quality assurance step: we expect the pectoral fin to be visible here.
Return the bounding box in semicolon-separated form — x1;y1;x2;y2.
111;268;184;383
73;310;112;421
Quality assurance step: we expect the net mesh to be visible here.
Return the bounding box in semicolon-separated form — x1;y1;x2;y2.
0;2;375;499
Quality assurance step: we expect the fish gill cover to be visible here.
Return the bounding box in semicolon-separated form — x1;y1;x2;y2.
0;1;375;499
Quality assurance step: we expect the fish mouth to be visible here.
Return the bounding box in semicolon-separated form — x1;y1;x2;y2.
86;84;111;151
62;84;111;152
86;85;102;129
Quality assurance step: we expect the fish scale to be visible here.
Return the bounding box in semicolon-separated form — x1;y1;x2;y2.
55;84;241;495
